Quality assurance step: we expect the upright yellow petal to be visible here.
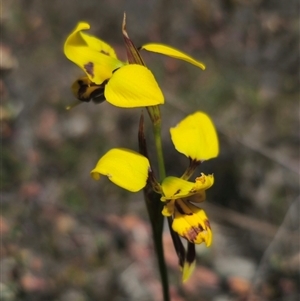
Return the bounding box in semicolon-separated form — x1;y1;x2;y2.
91;148;150;192
78;24;118;59
104;64;164;108
141;43;205;70
64;22;124;84
170;111;219;161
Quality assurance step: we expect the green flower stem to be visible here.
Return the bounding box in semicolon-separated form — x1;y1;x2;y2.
152;116;169;301
145;105;169;301
146;106;166;181
153;122;166;181
144;190;170;301
153;213;169;301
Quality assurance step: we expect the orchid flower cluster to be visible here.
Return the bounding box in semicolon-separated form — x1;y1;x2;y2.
64;14;219;298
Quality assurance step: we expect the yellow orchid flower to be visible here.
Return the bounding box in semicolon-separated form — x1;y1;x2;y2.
161;174;213;282
161;174;213;245
91;148;213;246
90;110;218;282
91;111;216;239
64;22;163;108
64;20;206;108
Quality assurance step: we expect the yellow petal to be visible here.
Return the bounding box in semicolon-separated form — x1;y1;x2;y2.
104;64;164;108
172;201;212;246
141;43;205;70
78;24;118;59
90;148;150;192
161;177;195;201
170;111;219;161
194;173;214;191
64;22;123;84
161;174;214;201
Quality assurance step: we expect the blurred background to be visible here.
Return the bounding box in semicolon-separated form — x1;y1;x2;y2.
1;0;299;300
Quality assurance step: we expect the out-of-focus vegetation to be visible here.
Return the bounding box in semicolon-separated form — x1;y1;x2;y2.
1;0;299;300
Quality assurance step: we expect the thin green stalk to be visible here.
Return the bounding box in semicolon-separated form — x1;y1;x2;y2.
146;106;166;181
144;105;169;301
153;219;169;301
144;190;169;301
152;117;169;301
153;122;166;181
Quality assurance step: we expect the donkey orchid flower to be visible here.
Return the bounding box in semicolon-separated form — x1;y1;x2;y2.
64;20;206;108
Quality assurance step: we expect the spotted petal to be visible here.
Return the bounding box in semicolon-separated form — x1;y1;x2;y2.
172;200;212;246
170;111;219;161
141;43;205;70
64;22;124;84
91;148;150;192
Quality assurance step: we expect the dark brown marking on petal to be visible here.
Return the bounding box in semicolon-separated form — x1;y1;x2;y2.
174;202;185;214
84;62;94;78
175;201;192;216
174;189;181;196
186;225;204;243
186;227;198;242
76;79;107;103
205;219;211;229
197;223;204;231
100;50;109;55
